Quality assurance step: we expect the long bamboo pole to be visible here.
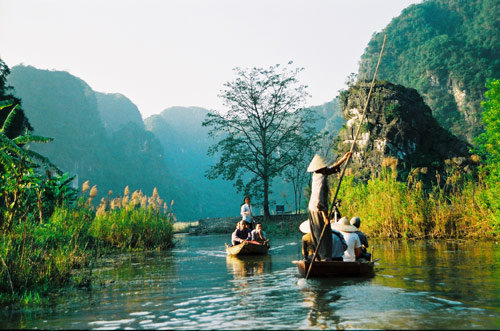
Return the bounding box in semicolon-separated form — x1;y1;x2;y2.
305;34;387;280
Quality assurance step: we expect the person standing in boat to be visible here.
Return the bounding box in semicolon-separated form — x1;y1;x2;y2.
306;152;351;261
332;217;361;262
231;220;251;246
240;196;254;229
251;223;269;245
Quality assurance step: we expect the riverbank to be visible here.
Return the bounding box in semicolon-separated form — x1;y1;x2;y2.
182;213;308;237
0;187;174;307
186;167;499;240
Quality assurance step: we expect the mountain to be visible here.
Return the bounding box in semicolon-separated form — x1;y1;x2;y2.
7;65;197;220
306;97;345;156
335;81;475;184
95;92;144;134
357;0;500;143
145;107;244;218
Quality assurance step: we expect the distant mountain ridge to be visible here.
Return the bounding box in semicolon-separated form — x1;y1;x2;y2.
7;65;197;220
95;92;144;134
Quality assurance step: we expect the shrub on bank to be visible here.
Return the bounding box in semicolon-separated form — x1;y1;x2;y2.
90;208;173;249
0;207;94;305
89;187;174;250
0;186;175;306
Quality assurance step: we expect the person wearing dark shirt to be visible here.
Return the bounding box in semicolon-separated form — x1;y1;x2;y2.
350;216;371;261
231;220;251;246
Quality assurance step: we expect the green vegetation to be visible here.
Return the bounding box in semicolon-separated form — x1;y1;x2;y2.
0;62;174;305
90;186;174;249
358;0;500;142
0;179;174;306
335;166;495;239
475;79;500;232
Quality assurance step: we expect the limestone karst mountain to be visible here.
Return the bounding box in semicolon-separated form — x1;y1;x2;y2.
358;0;500;143
335;81;475;184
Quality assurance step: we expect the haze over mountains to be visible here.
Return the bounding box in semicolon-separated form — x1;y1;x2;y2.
5;0;497;221
8;65;337;220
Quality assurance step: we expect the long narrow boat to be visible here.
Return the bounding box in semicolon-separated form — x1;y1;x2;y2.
292;259;375;278
225;241;269;256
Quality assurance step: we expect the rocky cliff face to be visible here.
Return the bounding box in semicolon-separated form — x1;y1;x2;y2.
335;81;476;184
357;0;499;143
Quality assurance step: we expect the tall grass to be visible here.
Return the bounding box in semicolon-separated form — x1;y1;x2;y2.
336;166;496;239
0;185;174;306
0;207;94;305
89;186;174;249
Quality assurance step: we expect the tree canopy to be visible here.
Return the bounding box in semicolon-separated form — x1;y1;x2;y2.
203;63;318;218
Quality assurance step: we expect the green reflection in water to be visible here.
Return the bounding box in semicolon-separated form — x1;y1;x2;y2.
1;235;499;329
372;239;500;311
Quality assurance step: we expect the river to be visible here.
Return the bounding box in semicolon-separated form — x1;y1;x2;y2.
1;234;499;329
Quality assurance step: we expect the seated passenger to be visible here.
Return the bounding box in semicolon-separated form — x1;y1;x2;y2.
350;216;371;261
299;220;315;261
231;220;251;246
330;221;348;261
332;217;361;262
251;223;268;245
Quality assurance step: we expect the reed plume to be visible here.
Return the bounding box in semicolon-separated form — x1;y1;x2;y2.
82;180;90;193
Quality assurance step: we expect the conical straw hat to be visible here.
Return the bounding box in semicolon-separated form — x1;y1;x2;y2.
332;216;358;233
299;219;311;234
307;154;328;172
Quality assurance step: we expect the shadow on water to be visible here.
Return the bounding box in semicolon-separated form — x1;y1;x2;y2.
298;277;372;329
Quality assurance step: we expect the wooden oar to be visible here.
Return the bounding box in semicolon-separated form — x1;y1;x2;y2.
305;35;387;280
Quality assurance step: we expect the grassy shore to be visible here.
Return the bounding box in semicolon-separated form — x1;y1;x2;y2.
0;186;174;306
337;167;497;239
192;167;497;240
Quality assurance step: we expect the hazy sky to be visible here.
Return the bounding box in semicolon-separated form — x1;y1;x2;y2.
0;0;421;119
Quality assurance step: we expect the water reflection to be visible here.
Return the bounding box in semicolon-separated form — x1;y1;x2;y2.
226;255;272;278
301;283;341;328
372;239;500;310
1;235;498;329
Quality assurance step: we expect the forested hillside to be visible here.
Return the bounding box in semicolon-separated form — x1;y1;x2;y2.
358;0;499;142
95;92;144;134
7;65;196;220
144;107;242;218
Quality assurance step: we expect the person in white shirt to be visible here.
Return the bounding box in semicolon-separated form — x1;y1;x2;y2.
251;223;269;245
332;216;361;262
240;196;254;229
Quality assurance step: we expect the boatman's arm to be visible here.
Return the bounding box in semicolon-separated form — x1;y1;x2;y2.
330;152;352;169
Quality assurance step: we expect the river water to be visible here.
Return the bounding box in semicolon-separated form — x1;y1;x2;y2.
1;234;499;329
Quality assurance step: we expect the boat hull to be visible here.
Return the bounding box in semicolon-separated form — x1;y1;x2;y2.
225;241;269;256
292;260;374;278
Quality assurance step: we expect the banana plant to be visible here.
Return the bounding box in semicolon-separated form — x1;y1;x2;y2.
0;101;68;229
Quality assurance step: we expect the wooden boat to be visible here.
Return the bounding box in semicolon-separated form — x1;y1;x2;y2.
292;259;375;278
225;240;269;256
